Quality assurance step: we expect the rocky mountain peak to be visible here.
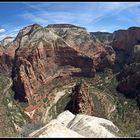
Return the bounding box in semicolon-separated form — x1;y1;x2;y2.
46;24;86;30
14;24;60;49
15;24;43;44
0;37;14;47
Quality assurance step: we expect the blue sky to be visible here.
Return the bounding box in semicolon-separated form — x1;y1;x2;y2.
0;2;140;40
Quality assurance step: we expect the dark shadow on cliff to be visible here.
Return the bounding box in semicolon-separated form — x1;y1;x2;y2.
11;48;28;103
64;85;79;115
113;48;130;73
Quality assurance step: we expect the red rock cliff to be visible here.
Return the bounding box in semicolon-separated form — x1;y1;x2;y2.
65;80;94;115
10;24;115;106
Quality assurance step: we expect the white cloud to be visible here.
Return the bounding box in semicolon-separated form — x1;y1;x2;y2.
0;29;6;33
20;2;140;29
1;1;140;41
0;26;23;41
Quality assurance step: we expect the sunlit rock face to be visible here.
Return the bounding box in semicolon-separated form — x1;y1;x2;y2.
29;110;120;138
47;24;116;71
0;37;14;47
11;23;115;104
0;37;17;74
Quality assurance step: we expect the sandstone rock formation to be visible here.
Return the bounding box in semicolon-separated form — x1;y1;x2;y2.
28;111;120;138
90;31;113;45
112;27;140;53
46;24;86;30
10;24;115;105
0;37;14;47
92;27;140;71
65;80;94;115
12;24;58;103
91;27;140;104
116;63;140;99
12;24;94;104
2;23;140;110
113;28;140;101
112;27;140;71
47;24;115;65
47;24;115;71
0;44;17;73
2;23;140;137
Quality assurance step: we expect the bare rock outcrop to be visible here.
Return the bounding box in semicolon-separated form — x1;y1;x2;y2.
12;24;98;105
0;37;14;47
90;31;113;45
46;24;116;71
0;43;17;73
92;27;140;72
116;63;140;100
29;111;120;138
10;23;116;105
112;27;140;71
65;80;94;115
112;27;140;53
129;44;140;63
89;27;140;105
12;27;58;103
113;28;140;102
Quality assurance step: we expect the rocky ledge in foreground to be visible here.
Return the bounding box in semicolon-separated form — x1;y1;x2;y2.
28;110;120;138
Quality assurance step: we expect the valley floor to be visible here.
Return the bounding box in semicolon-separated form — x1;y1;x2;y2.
1;71;140;137
41;71;140;137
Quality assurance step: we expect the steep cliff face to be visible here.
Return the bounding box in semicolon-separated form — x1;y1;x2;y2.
0;44;17;74
12;24;97;105
65;80;94;115
90;32;116;71
116;63;140;100
12;26;59;103
112;27;140;53
113;28;140;101
112;27;140;70
2;24;140;112
90;27;140;104
11;24;115;105
129;44;140;63
92;27;140;71
46;24;115;71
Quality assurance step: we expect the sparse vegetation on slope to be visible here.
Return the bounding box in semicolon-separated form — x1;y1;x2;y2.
86;71;140;137
0;74;31;137
43;70;140;137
